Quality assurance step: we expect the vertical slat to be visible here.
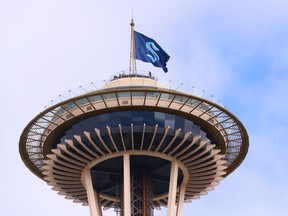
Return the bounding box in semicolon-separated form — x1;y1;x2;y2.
154;126;170;152
161;128;181;153
147;124;158;151
65;139;94;161
106;126;119;152
140;123;146;150
95;128;112;153
131;124;135;150
74;135;100;158
84;131;105;156
119;124;127;151
168;131;192;156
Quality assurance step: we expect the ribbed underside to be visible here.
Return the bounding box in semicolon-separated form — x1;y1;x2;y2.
43;124;227;210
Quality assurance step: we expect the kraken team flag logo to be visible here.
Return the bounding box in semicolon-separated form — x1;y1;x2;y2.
134;31;170;73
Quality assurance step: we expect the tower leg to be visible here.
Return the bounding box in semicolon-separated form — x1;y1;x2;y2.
83;168;103;216
123;154;131;216
167;161;179;216
176;183;186;216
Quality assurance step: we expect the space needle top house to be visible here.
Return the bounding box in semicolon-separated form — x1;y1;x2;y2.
19;20;249;216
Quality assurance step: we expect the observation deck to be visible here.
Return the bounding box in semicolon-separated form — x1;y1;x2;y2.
19;71;249;215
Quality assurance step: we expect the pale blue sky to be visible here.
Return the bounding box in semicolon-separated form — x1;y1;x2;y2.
1;0;288;215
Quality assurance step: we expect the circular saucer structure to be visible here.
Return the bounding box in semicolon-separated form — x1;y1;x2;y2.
19;71;249;216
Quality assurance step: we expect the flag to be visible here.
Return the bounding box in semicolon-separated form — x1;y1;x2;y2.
134;31;170;73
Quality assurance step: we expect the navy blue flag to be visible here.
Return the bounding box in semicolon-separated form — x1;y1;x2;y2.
134;31;170;73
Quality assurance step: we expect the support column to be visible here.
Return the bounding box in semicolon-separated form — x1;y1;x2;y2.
167;161;179;216
83;168;103;216
176;183;186;216
123;154;131;216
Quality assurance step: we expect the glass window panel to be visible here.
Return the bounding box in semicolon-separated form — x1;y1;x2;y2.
88;95;102;102
143;111;154;125
192;124;201;136
109;112;121;125
132;91;145;97
146;92;160;98
117;92;130;98
120;111;132;125
184;119;193;132
62;102;77;111
164;114;175;129
165;120;175;129
75;98;89;106
99;113;109;124
52;110;215;150
155;112;165;121
175;116;184;130
174;95;185;102
187;98;198;105
160;93;172;99
200;130;207;140
103;93;116;99
132;116;144;125
199;103;210;111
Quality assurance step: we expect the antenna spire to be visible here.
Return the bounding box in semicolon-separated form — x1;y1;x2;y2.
129;19;136;74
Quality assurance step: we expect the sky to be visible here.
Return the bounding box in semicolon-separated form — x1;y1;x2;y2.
1;0;288;215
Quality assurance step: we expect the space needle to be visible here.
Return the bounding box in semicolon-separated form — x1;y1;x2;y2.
19;20;249;216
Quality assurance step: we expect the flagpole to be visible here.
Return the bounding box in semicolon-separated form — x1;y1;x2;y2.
129;19;137;74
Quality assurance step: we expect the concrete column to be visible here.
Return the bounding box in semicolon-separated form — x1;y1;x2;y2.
176;183;186;216
123;154;131;216
83;168;102;216
167;161;179;216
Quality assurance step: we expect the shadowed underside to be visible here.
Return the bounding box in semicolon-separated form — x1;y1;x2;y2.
43;124;227;209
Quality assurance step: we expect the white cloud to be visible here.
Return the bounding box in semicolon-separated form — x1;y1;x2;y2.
1;0;288;216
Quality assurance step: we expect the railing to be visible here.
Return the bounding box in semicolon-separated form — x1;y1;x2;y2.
22;85;247;179
43;71;225;111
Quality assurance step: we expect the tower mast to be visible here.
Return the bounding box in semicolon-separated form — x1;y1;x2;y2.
129;19;137;74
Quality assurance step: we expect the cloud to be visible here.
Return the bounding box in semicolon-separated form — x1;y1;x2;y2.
1;1;288;216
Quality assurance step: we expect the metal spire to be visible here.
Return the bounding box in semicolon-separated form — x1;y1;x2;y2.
129;19;137;74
